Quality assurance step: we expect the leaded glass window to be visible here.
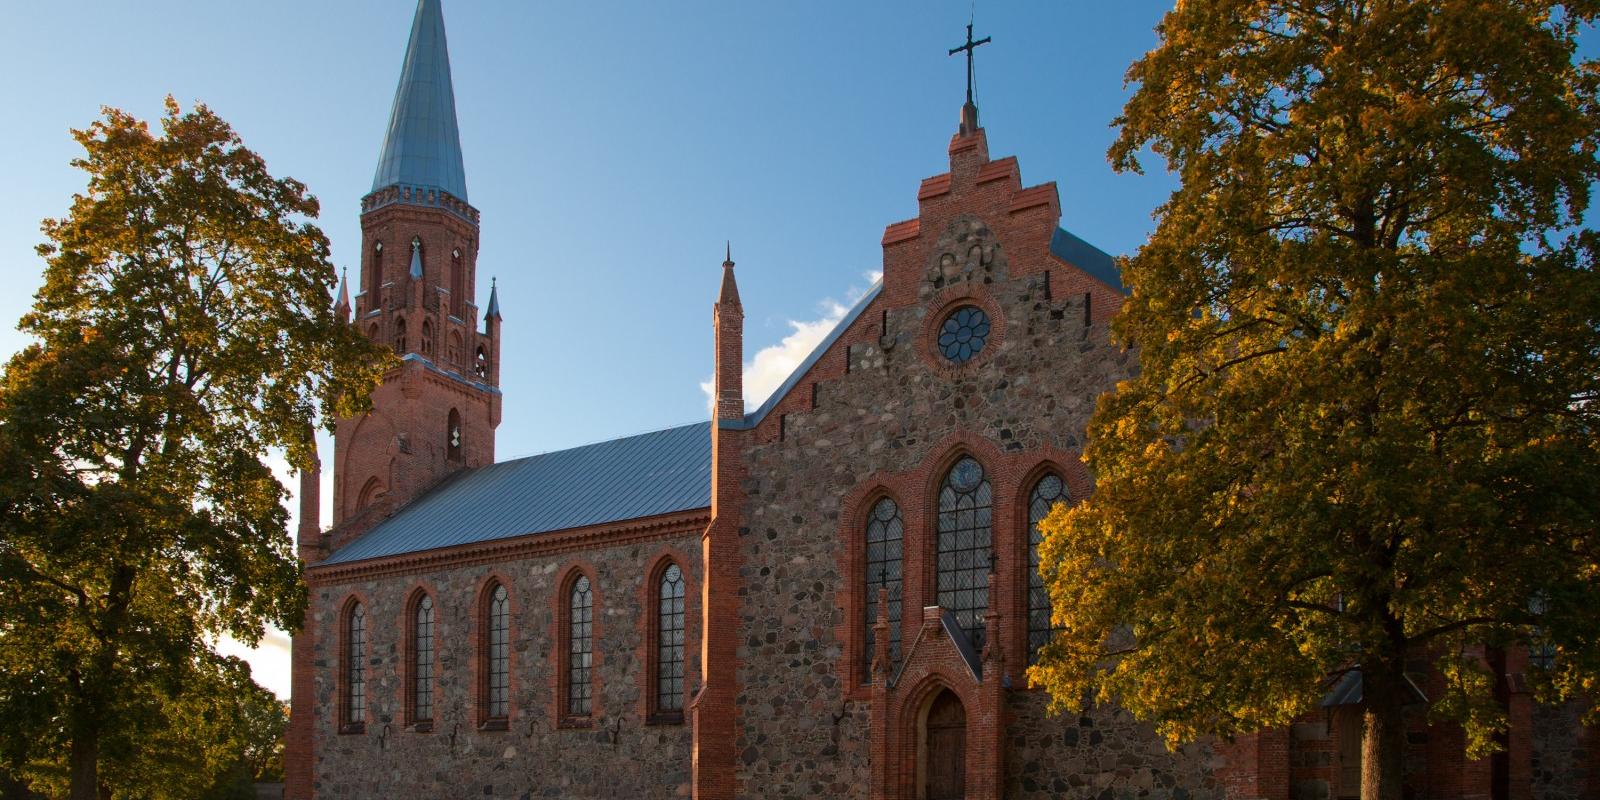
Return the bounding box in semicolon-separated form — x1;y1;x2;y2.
568;576;593;716
1028;473;1069;662
413;595;434;723
938;306;991;363
486;584;509;719
657;564;686;712
863;497;903;676
345;602;366;727
937;457;992;650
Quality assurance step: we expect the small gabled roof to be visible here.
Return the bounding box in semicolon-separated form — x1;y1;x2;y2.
1050;227;1124;293
320;422;710;566
371;0;470;201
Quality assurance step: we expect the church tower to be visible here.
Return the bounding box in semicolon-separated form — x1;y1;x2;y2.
332;0;500;540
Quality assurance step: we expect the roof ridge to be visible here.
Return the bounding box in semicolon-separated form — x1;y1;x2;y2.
492;419;708;465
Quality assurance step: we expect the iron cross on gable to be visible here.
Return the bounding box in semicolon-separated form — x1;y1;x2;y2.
948;22;991;105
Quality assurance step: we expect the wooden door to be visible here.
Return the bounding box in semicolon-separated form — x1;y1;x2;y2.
925;690;966;800
1336;709;1363;800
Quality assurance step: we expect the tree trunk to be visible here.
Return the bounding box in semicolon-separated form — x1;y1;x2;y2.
67;722;97;800
1361;668;1407;800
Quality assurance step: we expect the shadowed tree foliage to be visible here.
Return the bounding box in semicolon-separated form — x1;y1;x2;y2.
1029;3;1600;799
0;99;388;800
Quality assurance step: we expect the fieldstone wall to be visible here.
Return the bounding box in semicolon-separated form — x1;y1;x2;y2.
1531;701;1591;800
728;211;1221;798
307;532;701;799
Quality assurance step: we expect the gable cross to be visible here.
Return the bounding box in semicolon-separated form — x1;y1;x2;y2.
948;22;991;106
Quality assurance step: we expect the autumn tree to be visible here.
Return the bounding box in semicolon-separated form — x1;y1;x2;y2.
0;99;387;800
1030;3;1600;799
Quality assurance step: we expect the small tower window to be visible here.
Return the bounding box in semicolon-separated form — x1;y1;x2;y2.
395;317;408;354
367;240;383;298
448;331;462;366
421;319;434;357
475;345;488;379
447;409;462;462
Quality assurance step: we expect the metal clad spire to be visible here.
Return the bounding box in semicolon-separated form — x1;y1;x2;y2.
372;0;469;201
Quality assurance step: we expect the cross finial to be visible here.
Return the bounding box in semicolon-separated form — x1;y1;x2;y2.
948;21;991;110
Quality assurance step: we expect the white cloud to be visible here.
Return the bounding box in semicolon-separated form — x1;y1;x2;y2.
702;271;882;413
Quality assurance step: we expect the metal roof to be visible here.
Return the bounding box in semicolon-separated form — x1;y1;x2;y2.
320;423;710;566
371;0;469;201
1050;227;1124;293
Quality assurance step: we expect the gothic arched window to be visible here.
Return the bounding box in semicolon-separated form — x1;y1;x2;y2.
411;593;435;726
655;563;686;714
483;583;510;723
863;497;903;677
566;575;594;717
937;456;992;650
447;331;462;367
1027;473;1069;662
447;409;462;462
394;317;408;354
341;601;366;732
356;477;383;513
421;319;434;357
474;345;488;379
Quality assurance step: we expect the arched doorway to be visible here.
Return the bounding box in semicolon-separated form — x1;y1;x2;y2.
923;689;966;800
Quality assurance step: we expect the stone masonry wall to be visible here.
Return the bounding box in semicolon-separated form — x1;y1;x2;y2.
1531;701;1591;800
307;530;701;799
729;196;1222;797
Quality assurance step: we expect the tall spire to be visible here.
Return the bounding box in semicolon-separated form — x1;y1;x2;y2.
718;241;741;307
372;0;469;201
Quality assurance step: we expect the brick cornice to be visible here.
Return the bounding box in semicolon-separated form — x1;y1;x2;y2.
306;508;711;584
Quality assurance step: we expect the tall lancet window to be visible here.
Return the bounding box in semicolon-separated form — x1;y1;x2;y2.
937;457;992;651
567;576;594;716
412;594;435;725
863;497;903;676
421;319;434;357
342;601;366;731
1028;473;1069;662
485;584;510;721
656;564;686;713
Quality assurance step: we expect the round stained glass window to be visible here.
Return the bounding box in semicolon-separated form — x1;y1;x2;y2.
938;306;991;363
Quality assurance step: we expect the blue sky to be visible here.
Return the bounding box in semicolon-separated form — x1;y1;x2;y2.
17;3;1592;697
1;1;1180;696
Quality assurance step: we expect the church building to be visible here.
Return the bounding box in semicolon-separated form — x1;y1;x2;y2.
284;2;1597;798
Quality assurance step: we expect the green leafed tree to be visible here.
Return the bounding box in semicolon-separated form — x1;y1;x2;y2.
0;99;388;800
1029;3;1600;799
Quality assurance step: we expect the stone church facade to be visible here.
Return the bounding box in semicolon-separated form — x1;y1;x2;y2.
284;2;1598;798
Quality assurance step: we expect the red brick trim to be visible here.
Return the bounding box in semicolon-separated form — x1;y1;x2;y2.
398;582;441;731
552;562;602;728
640;548;696;724
975;157;1017;185
882;218;921;246
916;285;1007;378
336;591;372;735
1007;183;1058;215
306;508;710;584
470;571;517;731
918;174;953;201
